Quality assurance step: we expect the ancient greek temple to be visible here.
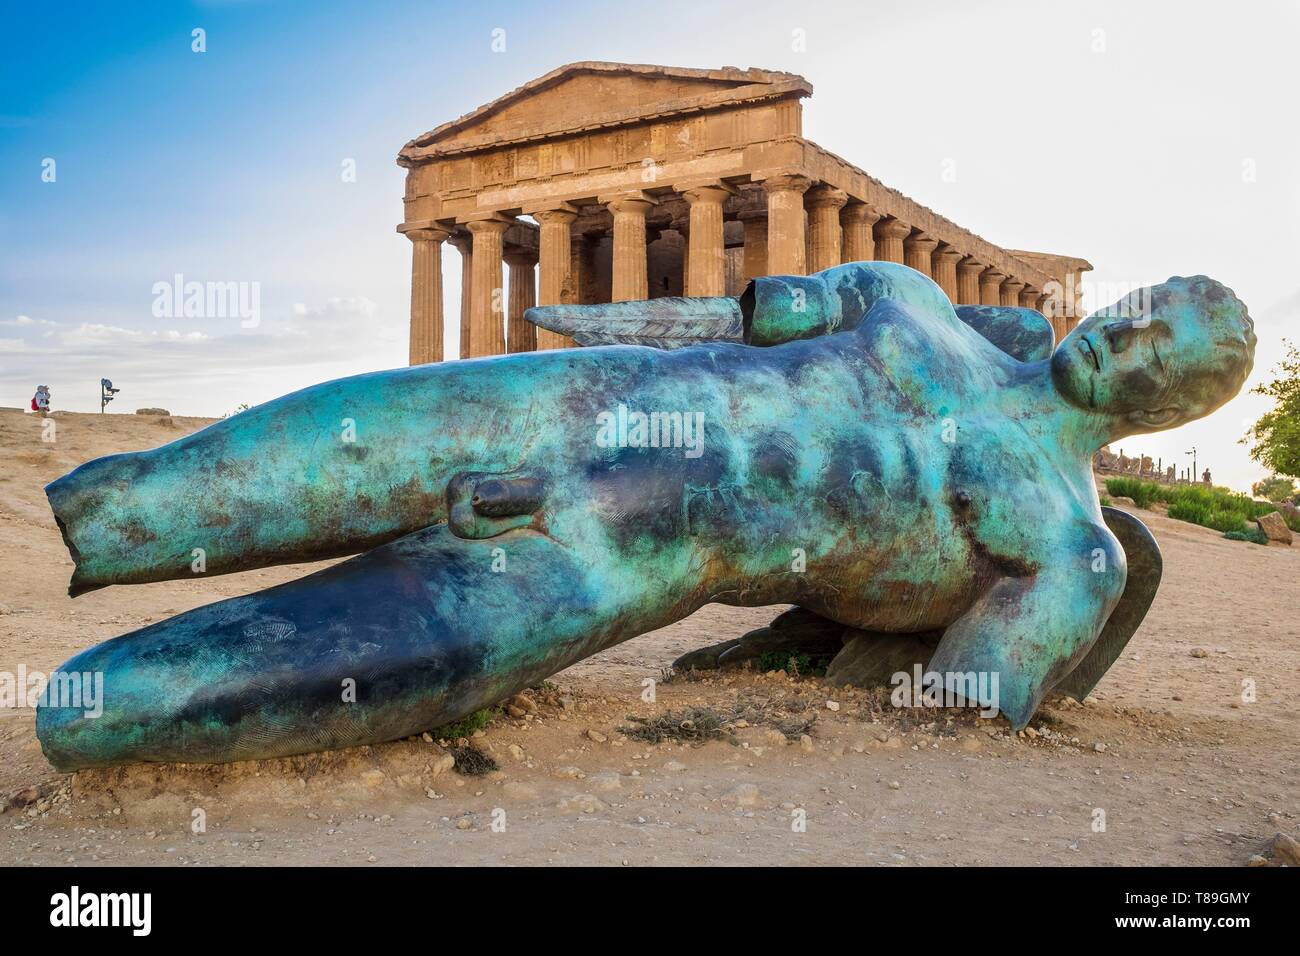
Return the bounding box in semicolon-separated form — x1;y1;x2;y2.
396;62;1092;364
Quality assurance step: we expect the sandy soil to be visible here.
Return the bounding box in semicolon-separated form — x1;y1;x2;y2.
1;408;1296;866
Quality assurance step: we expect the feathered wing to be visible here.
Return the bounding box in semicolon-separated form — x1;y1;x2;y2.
1053;507;1163;700
527;263;1060;360
524;297;743;349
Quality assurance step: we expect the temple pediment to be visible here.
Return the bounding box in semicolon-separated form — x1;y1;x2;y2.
399;62;810;163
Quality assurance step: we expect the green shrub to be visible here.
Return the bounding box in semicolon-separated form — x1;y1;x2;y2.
1104;477;1154;507
755;650;832;677
429;706;498;740
1109;477;1278;535
1167;501;1210;526
1224;527;1269;545
1205;510;1248;534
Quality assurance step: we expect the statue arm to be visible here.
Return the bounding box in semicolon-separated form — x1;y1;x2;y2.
926;522;1127;728
953;305;1055;362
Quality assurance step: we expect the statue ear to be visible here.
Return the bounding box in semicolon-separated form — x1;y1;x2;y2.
1127;407;1182;429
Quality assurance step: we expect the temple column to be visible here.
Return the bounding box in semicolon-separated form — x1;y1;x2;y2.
398;221;450;365
903;232;938;277
463;215;512;358
931;245;962;302
677;222;691;295
1019;287;1041;311
805;185;847;274
1000;278;1026;307
604;192;657;302
762;174;811;275
873;218;910;264
572;231;600;306
531;204;578;350
683;184;731;296
957;258;983;305
504;249;537;354
739;211;768;280
840;202;879;262
979;269;1007;307
449;233;473;358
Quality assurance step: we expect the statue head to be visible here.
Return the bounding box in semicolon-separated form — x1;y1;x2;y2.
1051;275;1255;436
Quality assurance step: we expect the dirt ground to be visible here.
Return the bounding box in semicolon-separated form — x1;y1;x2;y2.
1;407;1296;866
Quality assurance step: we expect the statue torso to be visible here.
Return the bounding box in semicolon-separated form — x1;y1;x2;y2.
544;301;1108;633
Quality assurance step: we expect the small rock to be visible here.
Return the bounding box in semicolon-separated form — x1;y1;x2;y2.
5;786;39;811
1255;511;1293;546
586;729;607;744
1190;648;1209;658
798;734;814;752
825;700;841;712
587;772;623;792
455;816;473;830
502;782;537;801
429;750;456;777
558;794;606;814
888;780;901;790
1265;832;1300;867
722;783;761;807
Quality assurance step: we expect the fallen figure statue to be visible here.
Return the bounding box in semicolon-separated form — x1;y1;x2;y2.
36;262;1254;769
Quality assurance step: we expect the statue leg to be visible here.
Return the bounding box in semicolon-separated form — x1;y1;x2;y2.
36;526;652;770
672;606;846;672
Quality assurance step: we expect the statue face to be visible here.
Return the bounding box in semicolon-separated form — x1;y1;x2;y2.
1051;276;1255;434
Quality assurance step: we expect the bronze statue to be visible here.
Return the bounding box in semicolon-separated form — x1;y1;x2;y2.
36;263;1253;769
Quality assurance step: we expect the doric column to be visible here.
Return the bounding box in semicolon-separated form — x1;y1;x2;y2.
1019;287;1041;311
1000;278;1026;307
903;232;938;278
463;215;512;358
739;211;768;280
840;202;880;262
675;222;691;295
603;192;657;302
931;245;963;302
572;230;601;306
957;258;983;305
449;233;473;358
873;218;911;264
805;185;848;274
504;249;537;354
531;204;578;350
979;269;1007;306
398;221;450;366
682;184;732;297
761;174;811;275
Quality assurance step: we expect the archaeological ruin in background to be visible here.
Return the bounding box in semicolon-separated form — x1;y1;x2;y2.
395;62;1093;364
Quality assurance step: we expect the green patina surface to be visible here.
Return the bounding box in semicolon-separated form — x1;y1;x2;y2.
37;263;1255;769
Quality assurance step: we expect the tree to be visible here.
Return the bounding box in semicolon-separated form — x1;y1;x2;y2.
1251;475;1297;502
1244;340;1300;480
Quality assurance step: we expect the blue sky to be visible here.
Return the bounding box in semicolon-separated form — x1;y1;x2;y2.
3;0;1298;491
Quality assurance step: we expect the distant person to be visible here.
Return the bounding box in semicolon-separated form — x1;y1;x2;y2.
31;385;51;415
